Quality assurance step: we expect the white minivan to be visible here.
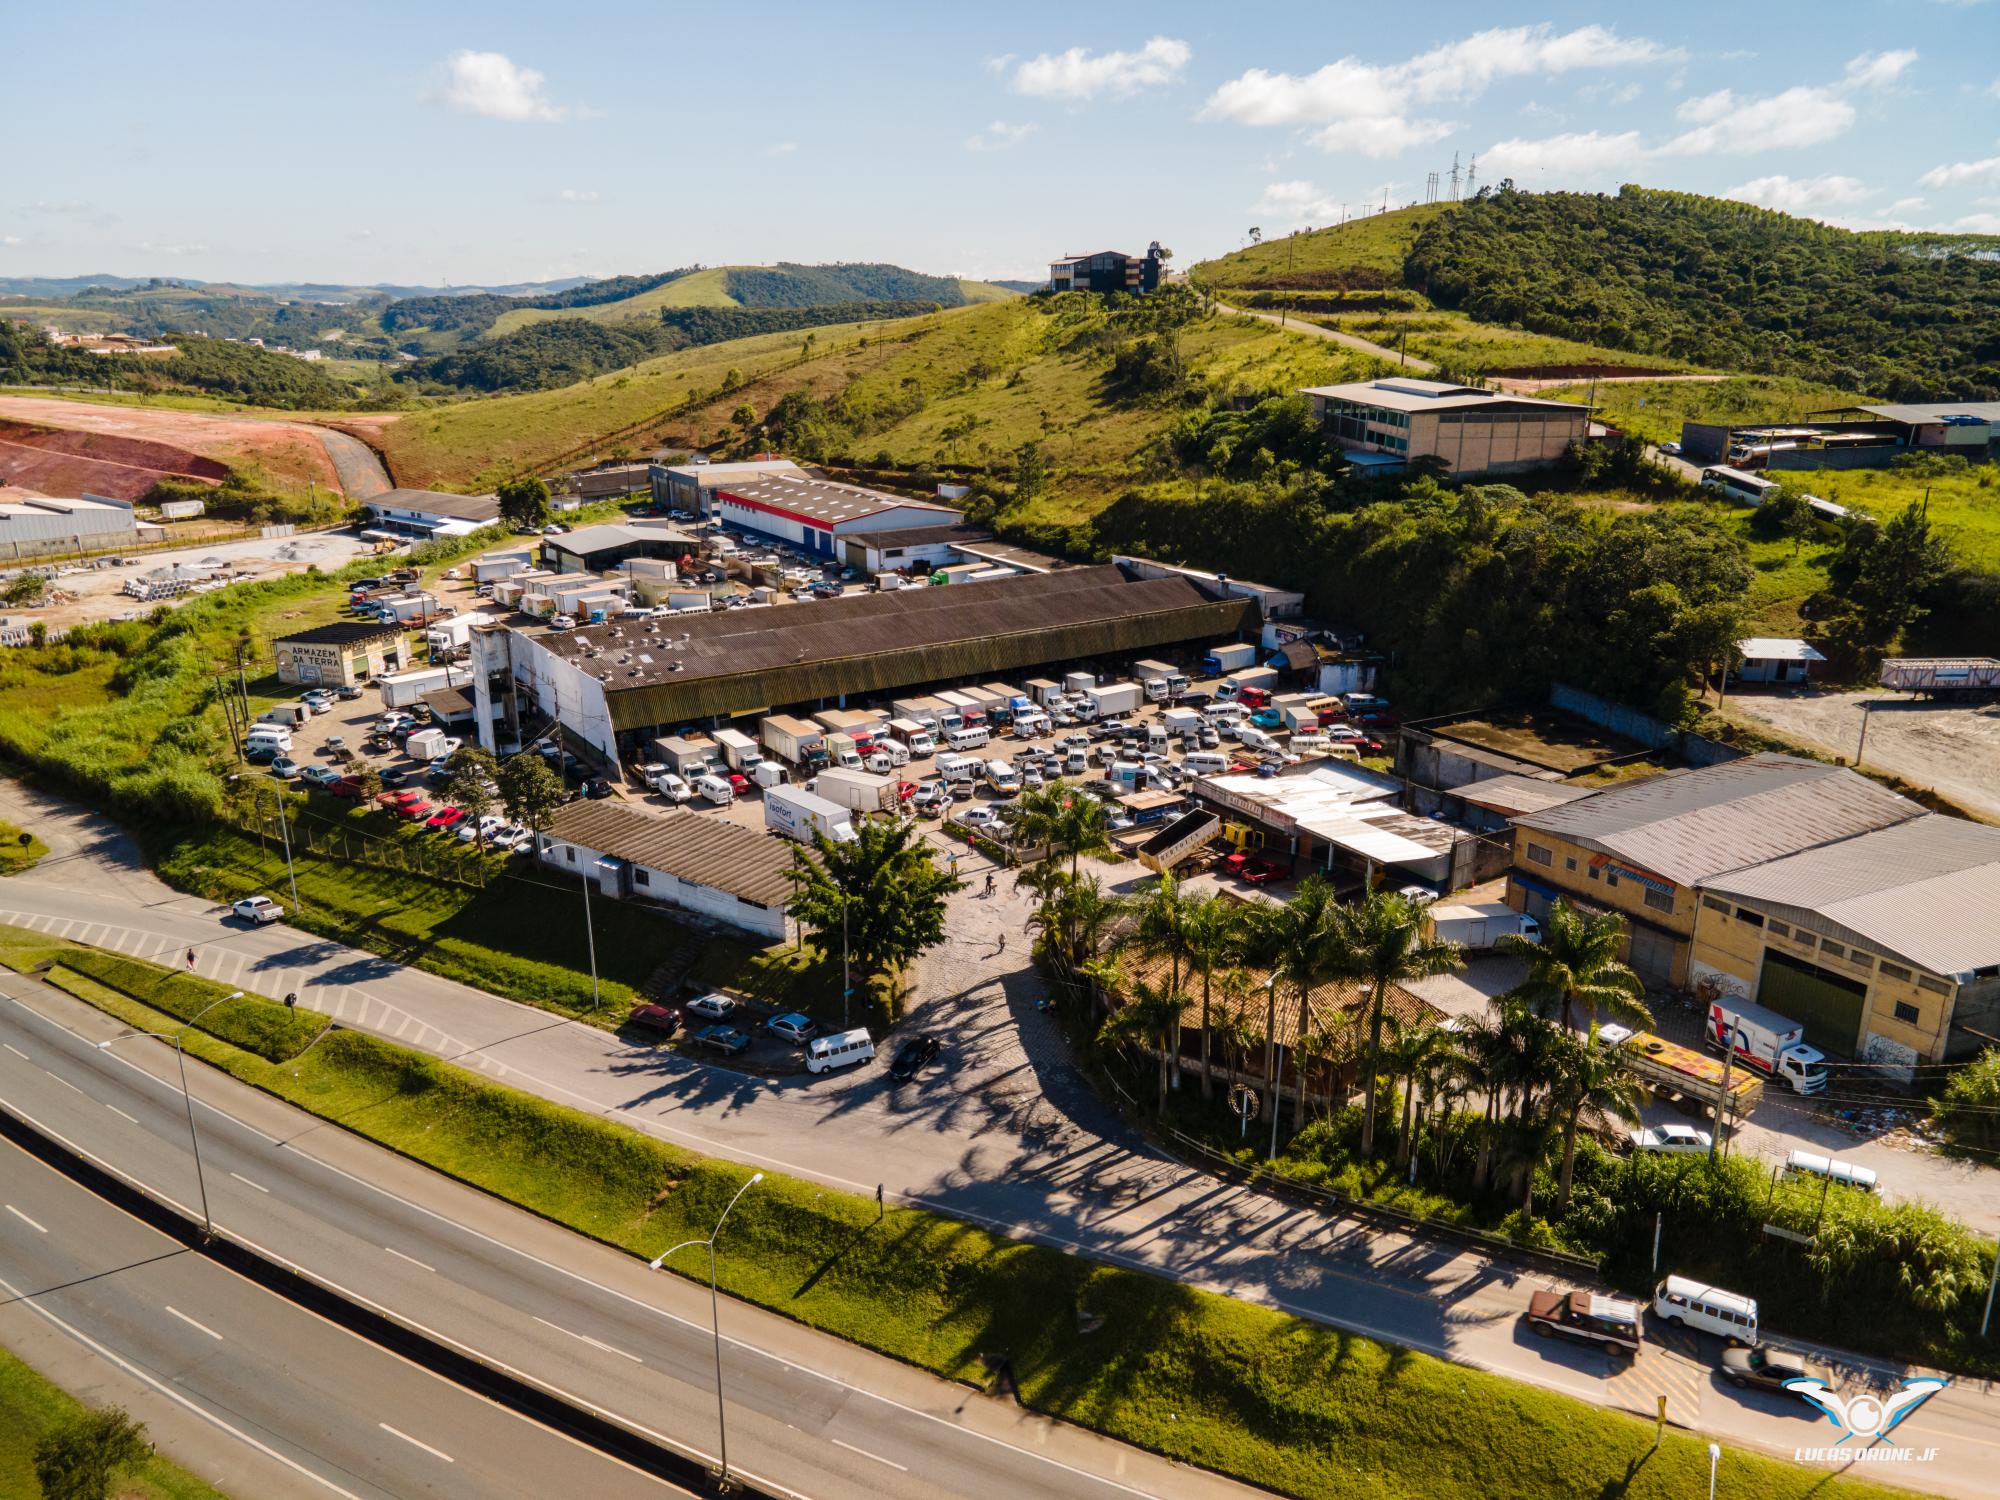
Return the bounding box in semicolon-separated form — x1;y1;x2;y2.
1182;751;1230;777
945;725;990;752
1653;1275;1759;1345
806;1028;876;1075
694;773;734;806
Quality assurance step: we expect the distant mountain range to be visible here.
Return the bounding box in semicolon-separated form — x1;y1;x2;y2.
0;274;595;302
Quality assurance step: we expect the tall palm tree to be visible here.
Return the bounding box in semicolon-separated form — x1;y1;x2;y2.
1095;978;1187;1115
1544;1026;1646;1212
1180;896;1246;1101
1133;872;1196;1089
1380;1020;1454;1172
1249;875;1341;1131
1013;779;1112;880
1324;890;1463;1159
1499;899;1652;1034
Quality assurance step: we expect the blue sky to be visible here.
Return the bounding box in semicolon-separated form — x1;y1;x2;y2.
8;1;2000;287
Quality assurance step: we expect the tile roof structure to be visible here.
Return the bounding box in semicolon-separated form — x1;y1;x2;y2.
545;801;794;908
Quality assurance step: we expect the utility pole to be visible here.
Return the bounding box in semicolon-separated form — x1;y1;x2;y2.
1261;976;1279;1126
1268;1041;1285;1160
1449;152;1461;201
1855;700;1872;768
1710;1018;1738;1162
841;898;852;1031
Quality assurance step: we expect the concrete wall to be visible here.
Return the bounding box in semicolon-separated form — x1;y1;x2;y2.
1420;410;1587;477
1549;683;1742;768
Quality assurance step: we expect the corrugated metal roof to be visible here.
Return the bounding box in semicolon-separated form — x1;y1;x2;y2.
1512;754;1921;886
545;802;794;908
367;488;499;522
1701;815;2000;977
1302;378;1588;415
1738;637;1826;663
717;472;959;527
1853;402;2000;425
547;523;696;557
1455;773;1598;818
849;524;995;551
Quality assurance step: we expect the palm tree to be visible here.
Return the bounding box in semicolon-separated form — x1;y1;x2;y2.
1544;1026;1646;1212
1324;890;1462;1159
1180;896;1245;1100
1133;872;1196;1089
1013;780;1111;879
1248;875;1341;1131
1096;978;1187;1115
1380;1020;1454;1172
1498;899;1652;1034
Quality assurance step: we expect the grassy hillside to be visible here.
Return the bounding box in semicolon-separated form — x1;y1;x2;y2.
1191;204;1456;289
1316;310;1707;378
956;279;1023;304
1554;375;1863;446
488;267;740;334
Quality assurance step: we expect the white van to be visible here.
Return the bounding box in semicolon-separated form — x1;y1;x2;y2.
1653;1276;1759;1345
806;1028;876;1075
1183;751;1230;777
1783;1150;1879;1194
1236;726;1278;754
945;725;990;752
246;727;294;751
935;752;981;783
1202;700;1247;724
694;773;735;806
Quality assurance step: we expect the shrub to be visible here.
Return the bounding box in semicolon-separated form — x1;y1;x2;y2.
1932;1048;2000;1156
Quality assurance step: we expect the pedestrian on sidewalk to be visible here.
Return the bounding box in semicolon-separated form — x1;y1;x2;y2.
185;946;196;971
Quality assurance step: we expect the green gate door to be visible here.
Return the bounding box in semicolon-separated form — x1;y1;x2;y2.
1757;950;1866;1056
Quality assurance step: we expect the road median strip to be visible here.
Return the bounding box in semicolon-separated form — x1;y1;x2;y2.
0;921;1927;1500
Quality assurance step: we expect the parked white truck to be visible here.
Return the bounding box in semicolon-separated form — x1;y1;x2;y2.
1707;998;1830;1095
764;785;856;845
812;767;899;814
1425;902;1541;950
760;714;824;766
713;727;765;773
425;610;497;654
1133;659;1189;701
1086;681;1145;719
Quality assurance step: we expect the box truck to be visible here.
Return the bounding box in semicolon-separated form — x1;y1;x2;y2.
1025;678;1065;707
760;715;824;766
378;665;469;710
1086;681;1145;719
764;785;856;845
813;767;899;814
1707;999;1830;1095
1063;671;1097;695
713;727;765;773
1425;903;1542;950
406;727;449;762
892;696;948;729
1133;660;1188;700
886;718;937;756
1203;642;1258;676
935;690;985;728
425;611;497;654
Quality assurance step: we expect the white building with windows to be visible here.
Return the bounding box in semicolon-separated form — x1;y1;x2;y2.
1303;378;1590;478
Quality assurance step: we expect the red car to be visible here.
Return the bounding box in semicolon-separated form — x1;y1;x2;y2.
895;780;918;802
1223;850;1288;884
379;788;425;811
328;776;365;800
397;798;436;822
726;773;750;796
426;806;465;832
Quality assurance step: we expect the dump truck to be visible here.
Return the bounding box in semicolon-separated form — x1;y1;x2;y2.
1138;809;1221;875
1596;1024;1764;1119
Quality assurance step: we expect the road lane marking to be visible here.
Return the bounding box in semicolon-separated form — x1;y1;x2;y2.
164;1305;224;1340
0;1267;363;1499
6;1204;47;1233
3;1042;28;1060
384;1246;435;1273
831;1438;908;1472
379;1424;453;1463
42;1069;83;1095
229;1171;270;1194
107;1105;138;1124
532;1314;643;1365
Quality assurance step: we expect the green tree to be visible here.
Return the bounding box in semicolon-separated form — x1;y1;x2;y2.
1248;875;1342;1130
1181;895;1246;1100
1931;1047;2000;1156
1544;1026;1646;1212
496;476;553;530
1497;898;1651;1034
787;819;961;1014
1096;976;1186;1114
1012;779;1111;879
33;1407;150;1500
1132;871;1196;1088
4;571;46;606
1013;441;1049;505
1380;1020;1454;1171
731;402;757;430
1324;889;1463;1158
443;745;499;836
497;752;566;841
1815;504;1956;647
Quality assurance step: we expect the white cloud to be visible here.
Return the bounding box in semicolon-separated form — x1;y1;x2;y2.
428;50;568;122
1252;180;1342;222
764;141;798;157
1886;196;1930;215
1663;85;1855;154
1010;37;1189;100
1722;174;1871;212
1843;49;1917;89
135;242;208;257
1480;130;1646;177
0;235;20;247
965;121;1038;152
1920;155;2000;188
1952;212;2000;233
557;188;598;203
1201;25;1677;159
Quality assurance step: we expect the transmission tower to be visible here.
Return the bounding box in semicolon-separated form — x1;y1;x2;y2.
1424;170;1439;204
1448;152;1461;201
1466;155;1478;196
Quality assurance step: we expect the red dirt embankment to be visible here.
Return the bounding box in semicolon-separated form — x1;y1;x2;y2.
0;397;343;497
0;419;228;500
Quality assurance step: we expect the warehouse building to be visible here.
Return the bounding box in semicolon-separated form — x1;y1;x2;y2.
537;801;793;940
0;493;159;559
541;522;697;575
839;525;1062;578
1302;378;1590;478
648;458;808;517
362;488;500;538
272;621;412;688
1506;754;1923;988
1680;401;2000;472
708;471;962;558
472;563;1258;770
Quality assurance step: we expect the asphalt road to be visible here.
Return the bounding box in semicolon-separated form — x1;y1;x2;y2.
312;426;392;499
0;973;1252;1500
0;776;1993;1494
0;1134;681;1500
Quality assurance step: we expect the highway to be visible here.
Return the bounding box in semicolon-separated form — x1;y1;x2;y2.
0;972;1252;1500
0;1134;683;1500
0;776;1994;1494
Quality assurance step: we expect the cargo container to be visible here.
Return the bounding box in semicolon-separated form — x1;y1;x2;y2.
378;665;469;710
1204;642;1258;676
713;727;765;772
1064;671;1097;695
813;767;899;813
1086;681;1145;719
1025;678;1065;707
1707;1000;1829;1095
760;716;824;766
886;718;937;756
650;733;720;774
764;785;856;845
1425;902;1541;950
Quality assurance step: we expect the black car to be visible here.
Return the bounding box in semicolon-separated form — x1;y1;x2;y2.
380;766;407;788
580;778;614;799
337;683;366;701
888;1035;941;1083
1179;692;1213;709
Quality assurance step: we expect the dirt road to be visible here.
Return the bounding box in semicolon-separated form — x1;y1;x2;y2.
1215;301;1440;372
1729;688;2000;823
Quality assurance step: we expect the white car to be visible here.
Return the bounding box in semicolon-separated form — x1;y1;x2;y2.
1631;1124;1712;1156
653;772;692;803
232;895;283;925
549;615;576;632
491;825;534;853
458;813;507;844
684;992;738;1021
953;805;1000;830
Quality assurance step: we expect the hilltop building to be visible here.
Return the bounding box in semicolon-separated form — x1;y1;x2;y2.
1047;244;1166;295
1301;378;1589;478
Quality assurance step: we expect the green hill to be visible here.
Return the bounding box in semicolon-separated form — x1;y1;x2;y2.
1191;204;1456;290
488;268;740;334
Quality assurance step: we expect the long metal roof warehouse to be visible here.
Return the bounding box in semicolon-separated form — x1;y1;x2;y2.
475;563;1257;766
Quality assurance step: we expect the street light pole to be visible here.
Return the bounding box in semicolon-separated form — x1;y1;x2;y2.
841;899;852;1031
580;858;601;1010
229;777;300;915
99;1030;214;1239
648;1172;764;1493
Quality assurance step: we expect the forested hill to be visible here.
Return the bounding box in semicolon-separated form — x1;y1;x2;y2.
1403;186;2000;400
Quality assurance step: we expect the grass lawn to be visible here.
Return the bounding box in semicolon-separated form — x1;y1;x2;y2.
486;267;743;336
1542;375;1864;446
1190;204;1457;287
0;1342;229;1500
1804;462;2000;572
1315;310;1706;377
4;925;1916;1500
0;820;48;875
